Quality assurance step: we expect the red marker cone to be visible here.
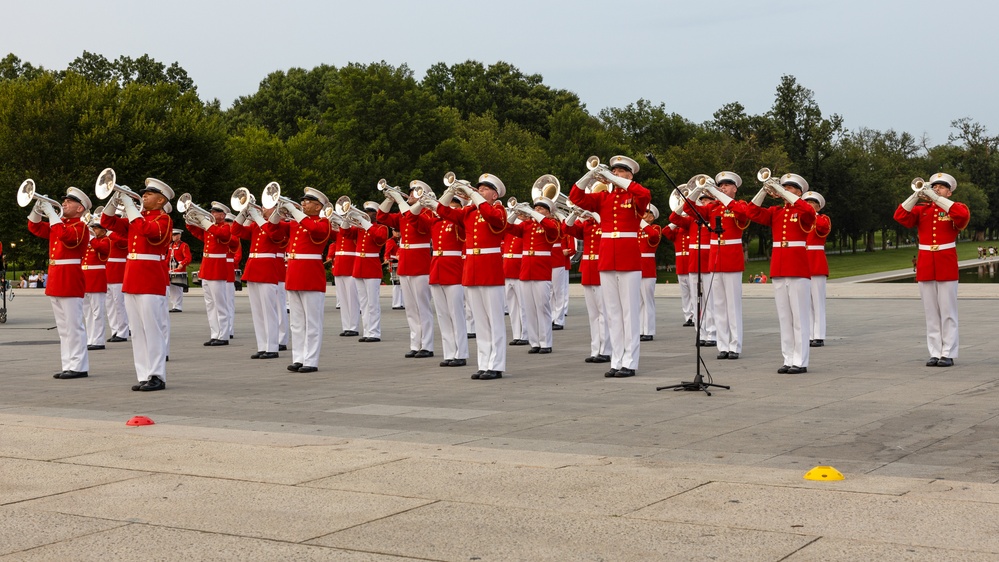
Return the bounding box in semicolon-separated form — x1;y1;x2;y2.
126;415;155;426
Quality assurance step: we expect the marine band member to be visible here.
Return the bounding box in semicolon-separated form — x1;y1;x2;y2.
167;228;192;312
803;191;831;348
188;201;235;346
83;216;111;351
702;172;751;359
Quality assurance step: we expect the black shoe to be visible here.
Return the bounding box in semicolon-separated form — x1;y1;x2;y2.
471;370;484;379
107;335;127;343
682;319;694;327
57;370;89;379
440;359;453;367
552;324;564;331
169;308;181;313
639;335;653;342
87;344;105;351
937;357;954;367
359;337;380;343
251;351;264;359
594;354;610;363
392;306;405;310
539;347;552;354
139;376;165;391
777;365;791;374
604;368;619;378
450;358;466;367
614;368;636;378
297;366;318;373
528;347;541;354
339;330;359;337
478;370;501;380
204;339;215;346
717;351;729;359
926;357;940;367
467;333;476;339
809;339;825;347
209;339;229;346
405;350;418;358
278;344;288;351
510;339;529;346
702;340;716;347
131;381;147;391
287;362;303;372
259;352;279;359
165;356;169;362
787;366;808;374
727;352;740;360
585;356;597;363
415;350;434;358
54;371;66;379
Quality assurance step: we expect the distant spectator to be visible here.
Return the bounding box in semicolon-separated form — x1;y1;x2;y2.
28;271;38;288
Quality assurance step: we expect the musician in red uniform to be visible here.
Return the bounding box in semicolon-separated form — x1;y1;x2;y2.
565;204;609;363
570;156;650;378
27;186;91;379
167;228;192;312
383;231;404;309
502;229;527;346
187;202;234;346
701;172;752;359
329;218;360;337
266;187;332;373
506;196;561;354
232;204;289;359
662;221;693;326
670;190;717;347
105;219;129;342
224;213;242;339
803;191;831;348
431;173;509;380
343;201;389;342
746;173;817;374
101;179;174;391
83;216;111;350
417;192;468;367
893;172;970;367
638;204;661;342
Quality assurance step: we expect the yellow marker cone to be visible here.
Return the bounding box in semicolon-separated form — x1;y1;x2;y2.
804;465;844;481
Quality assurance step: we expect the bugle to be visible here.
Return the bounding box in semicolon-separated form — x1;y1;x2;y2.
756;167;784;198
910;177;934;200
586;155;610;175
17;179;63;218
376;179;406;197
95;168;141;203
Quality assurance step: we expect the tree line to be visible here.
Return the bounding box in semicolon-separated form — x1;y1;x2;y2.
2;51;997;270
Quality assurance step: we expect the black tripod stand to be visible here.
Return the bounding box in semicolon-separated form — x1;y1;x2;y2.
644;154;730;396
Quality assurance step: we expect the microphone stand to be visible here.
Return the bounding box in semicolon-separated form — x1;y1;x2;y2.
645;153;730;396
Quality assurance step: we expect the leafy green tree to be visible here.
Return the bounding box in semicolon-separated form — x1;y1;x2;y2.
226;65;338;139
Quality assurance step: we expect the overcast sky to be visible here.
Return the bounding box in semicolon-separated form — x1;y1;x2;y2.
4;0;993;146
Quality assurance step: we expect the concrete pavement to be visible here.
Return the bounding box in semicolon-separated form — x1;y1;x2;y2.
2;282;998;560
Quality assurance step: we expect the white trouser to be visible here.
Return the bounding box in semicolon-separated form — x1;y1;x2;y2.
522;279;553;348
50;296;88;372
277;281;289;346
83;292;106;347
465;293;475;334
919;280;959;359
287;290;325;367
124;293;168;382
226;281;236;338
202;279;229;340
392;283;404;308
334;275;359;332
355;277;382;338
551;266;568;325
810;274;827;341
678;274;694;322
640;277;656;336
106;283;128;339
432;283;468;361
401;274;434;351
600;270;641;370
466;285;506;372
168;284;184;311
504;278;526;340
248;282;281;353
162;291;171;358
711;271;744;354
773;277;811;367
583;284;609;357
689;272;717;341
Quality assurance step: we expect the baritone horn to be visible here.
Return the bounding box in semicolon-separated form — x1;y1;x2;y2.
17;179;64;218
177;193;214;224
230;187;262;213
668;182;691;214
531;174;569;215
95;168;141;203
333;195;369;227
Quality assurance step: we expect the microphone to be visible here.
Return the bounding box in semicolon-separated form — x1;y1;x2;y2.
645;153;659;166
715;216;723;233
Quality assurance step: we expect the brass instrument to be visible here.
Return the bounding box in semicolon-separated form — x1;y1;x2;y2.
17;179;64;219
260;181;304;220
333;195;370;228
376;178;406;198
586;155;610;175
95;168;141;203
565;200;598;222
911;177;934;201
443;171;473;201
531;174;570;216
177;193;214;225
230;187;262;213
757;167;783;198
668;182;692;214
506;196;532;221
411;180;435;201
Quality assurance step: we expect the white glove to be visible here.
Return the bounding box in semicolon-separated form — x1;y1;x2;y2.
102;202;117;216
640;219;649;229
424;198;440;212
751;187;768;207
527;208;545;222
196;214;213;231
771;183;799;205
356;215;372;230
43;201;61;223
931;193;954;212
468;190;487;206
379;196;395;213
590;212;601;224
565;211;578;227
28;201;44;223
397;199;412;214
437;187;455;207
121;194;142;221
388;190;406;204
706;184;733;206
247;206;263;225
283;201;307;222
106;192;121;210
507;210;519;224
234;208;248;225
268;207;282;224
409;199;424;215
598;169;632;190
575;170;597;191
900;192;920;212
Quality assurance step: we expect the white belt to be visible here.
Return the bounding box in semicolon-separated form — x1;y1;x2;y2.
400;243;431;249
128;253;163;261
356;253;379;258
919;242;956;251
772;241;807;248
601;231;638;239
276;253;285;258
806;245;826;251
687;244;708;250
49;259;82;265
249;253;278;258
522;251;551;256
226;258;234;263
335;251;358;256
435;250;463;257
675;252;688;257
82;264;106;270
641;253;656;258
107;258;126;263
466;248;501;255
710;238;743;246
582;254;599;260
287;253;323;260
204;253;228;259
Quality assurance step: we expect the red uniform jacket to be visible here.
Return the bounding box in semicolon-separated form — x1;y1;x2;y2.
436;200;508;286
561;233;576;269
268;216;332;292
746;199;817;279
662;223;689;276
705;200;751;273
502;232;523;280
232;221;289;285
227;241;242;282
569;181;650;271
101;210;173;295
377;210;433;276
189;222;233;281
84;235;111;293
565;218;602;286
639;223;661;278
343;224;390;279
429;213;465;286
894;202;970;282
28;217;89;298
168;240;192;274
330;231;357;278
106;231;128;284
669;210;713;274
508;217;561;281
806;213;832;277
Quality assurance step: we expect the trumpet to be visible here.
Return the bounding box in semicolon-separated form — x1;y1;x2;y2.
757;167;783;198
565;201;598;223
411;180;435;201
95;168;141;203
17;179;64;219
333;195;370;228
177;193;215;225
911;177;934;200
506;197;532;221
376;178;406;198
322;203;343;228
586;155;610;175
443;172;473;200
230;187;262;213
